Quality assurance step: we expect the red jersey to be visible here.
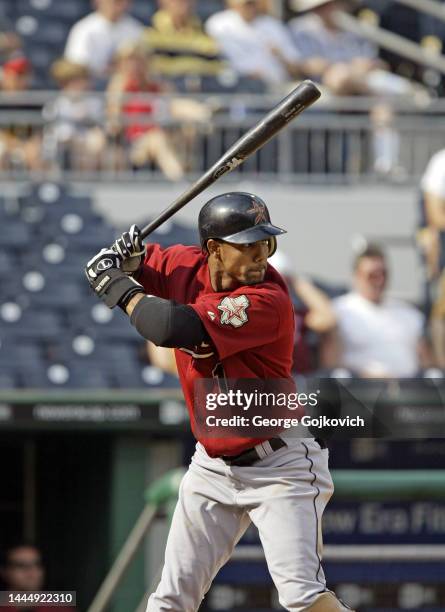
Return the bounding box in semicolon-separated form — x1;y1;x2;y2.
138;244;295;457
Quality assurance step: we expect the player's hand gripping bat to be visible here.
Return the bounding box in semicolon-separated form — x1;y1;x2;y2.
139;80;321;241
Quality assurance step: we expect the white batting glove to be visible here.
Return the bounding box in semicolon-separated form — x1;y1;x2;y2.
111;224;145;274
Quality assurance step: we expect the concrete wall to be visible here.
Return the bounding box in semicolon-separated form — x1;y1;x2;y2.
93;181;422;302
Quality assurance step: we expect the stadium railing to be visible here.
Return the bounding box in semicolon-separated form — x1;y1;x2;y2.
1;91;445;183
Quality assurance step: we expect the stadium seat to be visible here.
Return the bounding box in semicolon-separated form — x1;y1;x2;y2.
20;182;69;204
0;183;201;389
47;335;141;371
17;14;68;46
0;222;31;247
51;224;116;251
17;0;89;21
0;367;18;389
18;271;85;309
0;0;15;19
25;362;112;389
0;304;62;341
0;252;18;278
0;339;42;368
68;302;142;342
112;364;180;389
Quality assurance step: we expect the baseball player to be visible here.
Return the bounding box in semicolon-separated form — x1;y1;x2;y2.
85;192;353;612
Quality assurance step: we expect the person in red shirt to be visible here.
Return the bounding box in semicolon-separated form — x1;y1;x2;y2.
106;41;184;181
0;543;75;612
85;192;354;612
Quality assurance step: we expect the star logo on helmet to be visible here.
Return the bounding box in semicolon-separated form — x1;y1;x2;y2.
247;200;267;225
217;295;250;328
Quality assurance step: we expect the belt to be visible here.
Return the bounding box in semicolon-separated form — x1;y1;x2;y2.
221;437;327;467
221;438;287;467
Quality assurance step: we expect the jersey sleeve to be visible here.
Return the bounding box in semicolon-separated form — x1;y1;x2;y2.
136;244;185;300
189;285;291;360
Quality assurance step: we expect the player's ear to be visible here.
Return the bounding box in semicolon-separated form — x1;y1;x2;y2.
206;239;220;258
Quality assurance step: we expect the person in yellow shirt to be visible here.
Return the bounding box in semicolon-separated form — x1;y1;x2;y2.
141;0;225;79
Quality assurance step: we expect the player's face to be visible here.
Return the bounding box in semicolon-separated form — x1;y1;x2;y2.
163;0;194;21
96;0;130;21
354;256;388;303
230;0;259;22
213;239;270;288
2;547;44;591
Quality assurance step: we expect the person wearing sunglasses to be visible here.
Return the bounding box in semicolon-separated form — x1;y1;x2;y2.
321;244;432;377
0;544;75;612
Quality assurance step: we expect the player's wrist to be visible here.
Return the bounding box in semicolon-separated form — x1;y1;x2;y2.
89;268;144;309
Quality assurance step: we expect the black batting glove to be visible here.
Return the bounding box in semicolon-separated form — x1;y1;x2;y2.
111;224;145;274
85;248;144;309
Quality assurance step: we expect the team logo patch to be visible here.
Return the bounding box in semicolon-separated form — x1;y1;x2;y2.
247;199;267;225
217;295;250;328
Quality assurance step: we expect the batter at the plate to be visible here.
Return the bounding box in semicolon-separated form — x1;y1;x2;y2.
85;192;354;612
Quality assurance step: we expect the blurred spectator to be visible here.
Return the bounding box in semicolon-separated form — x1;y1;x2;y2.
288;0;419;96
141;0;225;80
419;148;445;367
107;42;184;180
43;60;106;171
0;543;75;611
206;0;301;86
0;57;43;171
270;251;336;373
147;343;178;375
1;56;32;93
0;10;22;64
321;245;432;377
64;0;143;78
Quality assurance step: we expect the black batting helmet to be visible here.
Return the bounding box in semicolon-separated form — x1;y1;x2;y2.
198;192;286;257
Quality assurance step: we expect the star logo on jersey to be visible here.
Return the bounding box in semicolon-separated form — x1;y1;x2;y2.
217;295;250;328
247;200;267;225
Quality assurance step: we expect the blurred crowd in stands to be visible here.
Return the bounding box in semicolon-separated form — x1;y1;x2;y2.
0;0;441;175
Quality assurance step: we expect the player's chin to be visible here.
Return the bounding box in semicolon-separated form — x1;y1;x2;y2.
243;269;266;285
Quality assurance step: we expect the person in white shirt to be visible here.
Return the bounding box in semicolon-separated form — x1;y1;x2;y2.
321;245;432;377
418;148;445;367
64;0;143;78
289;0;420;97
205;0;301;86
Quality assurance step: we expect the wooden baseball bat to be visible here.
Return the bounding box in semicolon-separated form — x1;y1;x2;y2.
140;80;321;240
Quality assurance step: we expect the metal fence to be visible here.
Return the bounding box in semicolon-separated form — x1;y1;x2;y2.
1;91;445;183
